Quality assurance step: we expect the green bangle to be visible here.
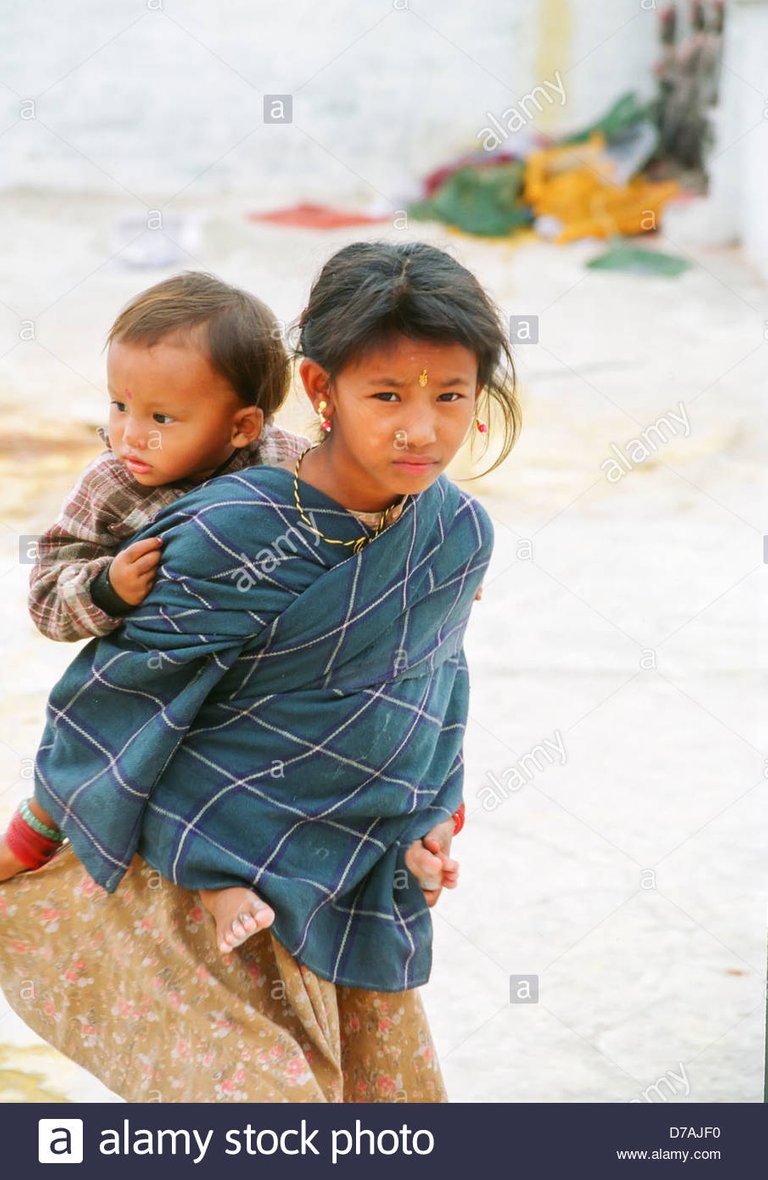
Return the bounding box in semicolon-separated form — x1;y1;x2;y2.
20;798;65;842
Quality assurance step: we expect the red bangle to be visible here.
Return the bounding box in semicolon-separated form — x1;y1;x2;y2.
451;802;465;836
6;809;63;869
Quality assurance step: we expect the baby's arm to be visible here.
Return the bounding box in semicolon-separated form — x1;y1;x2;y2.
29;522;127;642
28;454;161;641
93;537;163;609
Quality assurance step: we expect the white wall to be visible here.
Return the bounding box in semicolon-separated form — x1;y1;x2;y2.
670;0;768;281
723;1;768;279
0;0;659;205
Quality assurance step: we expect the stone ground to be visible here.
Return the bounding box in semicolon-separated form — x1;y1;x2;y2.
0;194;765;1101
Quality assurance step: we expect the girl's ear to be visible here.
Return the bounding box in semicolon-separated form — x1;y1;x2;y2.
299;358;332;409
231;405;264;447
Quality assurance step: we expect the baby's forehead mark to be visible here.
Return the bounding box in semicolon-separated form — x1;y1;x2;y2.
124;388;133;399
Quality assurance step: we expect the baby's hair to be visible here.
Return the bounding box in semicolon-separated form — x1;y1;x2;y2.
295;241;521;472
106;271;289;415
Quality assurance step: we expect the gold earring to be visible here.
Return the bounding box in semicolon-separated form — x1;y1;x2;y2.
317;399;332;433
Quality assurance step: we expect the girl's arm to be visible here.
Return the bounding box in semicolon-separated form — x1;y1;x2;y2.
405;816;458;908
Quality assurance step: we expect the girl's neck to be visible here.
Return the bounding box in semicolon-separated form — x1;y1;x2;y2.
295;443;403;515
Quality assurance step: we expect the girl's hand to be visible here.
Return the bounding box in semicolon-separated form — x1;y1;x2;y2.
108;537;163;605
404;816;458;908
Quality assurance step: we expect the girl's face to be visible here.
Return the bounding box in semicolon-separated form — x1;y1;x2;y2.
300;335;481;508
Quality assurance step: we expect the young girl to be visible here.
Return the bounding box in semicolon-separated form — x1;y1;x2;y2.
0;241;520;991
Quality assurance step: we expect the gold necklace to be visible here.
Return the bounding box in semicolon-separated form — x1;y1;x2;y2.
293;446;403;554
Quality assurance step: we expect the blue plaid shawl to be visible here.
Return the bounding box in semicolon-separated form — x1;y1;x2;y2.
35;467;493;991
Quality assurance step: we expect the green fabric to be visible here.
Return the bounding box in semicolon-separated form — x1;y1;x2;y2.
587;243;692;277
410;162;531;237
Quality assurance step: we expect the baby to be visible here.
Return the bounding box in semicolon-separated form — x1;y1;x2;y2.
1;271;309;952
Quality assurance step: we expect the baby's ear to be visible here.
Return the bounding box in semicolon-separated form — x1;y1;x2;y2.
232;405;264;446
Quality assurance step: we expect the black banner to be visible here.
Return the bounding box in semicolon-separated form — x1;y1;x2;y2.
3;1102;764;1177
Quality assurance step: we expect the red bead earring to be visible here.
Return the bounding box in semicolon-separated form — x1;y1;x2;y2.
475;416;487;434
317;400;332;433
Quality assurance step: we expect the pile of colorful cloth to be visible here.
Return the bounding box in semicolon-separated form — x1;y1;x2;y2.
408;93;682;244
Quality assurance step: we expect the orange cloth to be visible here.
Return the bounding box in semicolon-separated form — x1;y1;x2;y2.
525;133;679;243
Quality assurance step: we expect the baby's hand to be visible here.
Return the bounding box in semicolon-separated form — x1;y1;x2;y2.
107;537;163;605
404;819;459;908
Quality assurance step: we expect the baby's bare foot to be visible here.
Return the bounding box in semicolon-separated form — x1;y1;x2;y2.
0;835;30;883
404;841;444;891
199;886;275;955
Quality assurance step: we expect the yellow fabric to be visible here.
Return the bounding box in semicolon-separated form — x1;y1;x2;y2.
524;133;679;243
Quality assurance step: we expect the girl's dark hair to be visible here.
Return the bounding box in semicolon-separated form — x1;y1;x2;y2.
107;271;289;416
294;241;521;473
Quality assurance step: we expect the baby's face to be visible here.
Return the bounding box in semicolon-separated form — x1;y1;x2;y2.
106;333;253;487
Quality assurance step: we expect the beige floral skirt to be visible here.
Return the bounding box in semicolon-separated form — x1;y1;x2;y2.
0;846;447;1102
